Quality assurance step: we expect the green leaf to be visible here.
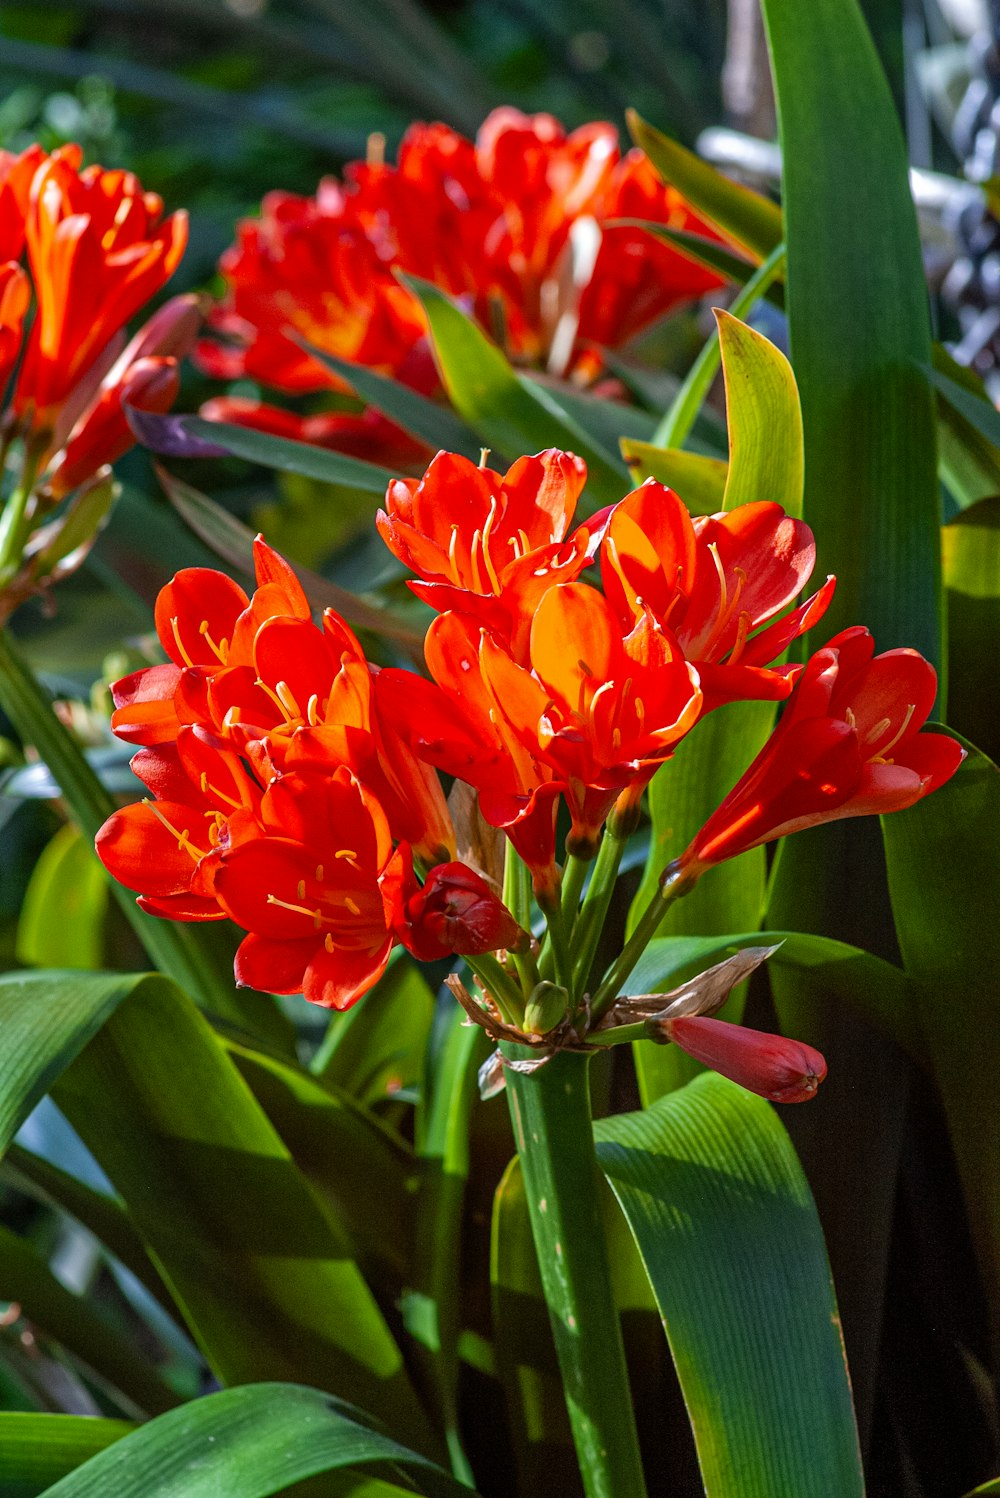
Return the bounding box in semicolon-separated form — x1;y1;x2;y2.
156;466;424;654
50;974;432;1451
759;0;941;666
0;1224;179;1416
297;342;481;458
16;824;108;970
620;440;728;512
929;363;1000;455
0;970;146;1160
944;496;1000;763
34;1382;472;1497
615;218;769;290
0;1412;131;1497
932;355;1000;512
400;274;628;507
882;738;1000;1351
594;1073;864;1497
716;310;803;514
627;112;783;261
173;414;396;494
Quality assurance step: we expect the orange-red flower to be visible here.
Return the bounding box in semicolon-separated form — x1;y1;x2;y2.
679;626;965;874
213;766;411;1009
601;480;835;709
377;448;590;655
660;1015;827;1103
398;861;526;961
197;109;724;460
14;146;187;430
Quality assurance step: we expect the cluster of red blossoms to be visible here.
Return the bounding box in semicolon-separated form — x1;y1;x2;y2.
0;143;191;505
97;448;963;1082
196;109;723;464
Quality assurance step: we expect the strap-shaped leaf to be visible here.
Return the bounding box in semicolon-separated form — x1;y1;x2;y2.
620;441;728;513
944;498;1000;765
0;1412;131;1497
717;311;803;514
34;1383;472;1497
16;826;108;971
400;273;628;505
594;1073;864;1497
50;974;432;1451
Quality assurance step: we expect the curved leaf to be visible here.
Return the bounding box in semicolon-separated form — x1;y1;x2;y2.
717;310;803;514
51;974;433;1451
627;112;783;261
0;1412;131;1497
594;1073;864;1497
16;826;108;971
35;1382;472;1497
943;497;1000;764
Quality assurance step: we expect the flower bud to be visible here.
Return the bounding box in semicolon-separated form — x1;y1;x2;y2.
651;1014;827;1104
399;861;526;961
523;981;569;1036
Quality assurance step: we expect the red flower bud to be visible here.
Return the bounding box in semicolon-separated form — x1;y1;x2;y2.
659;1015;827;1103
400;861;525;960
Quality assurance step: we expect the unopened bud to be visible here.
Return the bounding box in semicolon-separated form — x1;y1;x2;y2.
651;1014;827;1104
523;981;569;1036
400;861;526;960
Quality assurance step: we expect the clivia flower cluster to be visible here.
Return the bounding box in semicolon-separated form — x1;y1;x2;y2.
0;143;194;617
196;108;724;465
96;447;964;1104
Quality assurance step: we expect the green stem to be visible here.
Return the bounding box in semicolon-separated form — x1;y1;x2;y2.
503;1048;648;1498
560;852;590;928
569;828;628;1001
0;627;253;1024
652;241;787;449
0;445;42;583
464;952;525;1026
503;842;540;994
538;887;572;990
589;865;693;1021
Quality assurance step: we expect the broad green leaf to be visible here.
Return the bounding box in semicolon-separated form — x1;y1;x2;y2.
0;1412;131;1497
0;1224;178;1416
51;975;432;1451
35;1382;472;1498
716;310;803;513
16;825;108;970
944;497;1000;763
297;342;481;458
594;1073;864;1497
882;740;1000;1350
156;465;424;653
313;953;435;1105
0;970;146;1160
166;414;396;494
620;440;728;512
616;218;768;289
759;0;941;665
400;274;628;506
968;1481;1000;1496
759;0;943;1444
628;112;783;261
932;356;1000;512
222;1037;416;1285
929;364;1000;456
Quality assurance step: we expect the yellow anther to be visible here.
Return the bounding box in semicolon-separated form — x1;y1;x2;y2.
266;894;324;929
297;879;306;898
169;616;195;669
197;619;230;664
324;933;335;953
315;864;324;881
275;680;301;719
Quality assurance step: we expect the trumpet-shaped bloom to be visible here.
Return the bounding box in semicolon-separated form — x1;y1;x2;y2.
601;480;835;709
214;767;409;1009
197;110;723;461
679;626;965;873
15;146;187;427
377;448;590;654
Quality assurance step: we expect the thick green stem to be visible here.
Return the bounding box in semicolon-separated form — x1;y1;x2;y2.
589;865;693;1021
569;828;628;1001
503;1049;648;1498
559;852;590;927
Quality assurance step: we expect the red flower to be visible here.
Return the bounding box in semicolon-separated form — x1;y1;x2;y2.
679;626;965;874
14;146;187;429
661;1015;827;1103
601;480;835;709
0;261;29;394
398;861;525;960
214;767;409;1009
377;448;590;655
